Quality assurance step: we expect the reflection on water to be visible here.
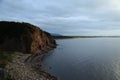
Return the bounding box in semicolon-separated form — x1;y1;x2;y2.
42;38;120;80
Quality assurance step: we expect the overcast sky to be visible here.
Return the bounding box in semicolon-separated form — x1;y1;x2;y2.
0;0;120;36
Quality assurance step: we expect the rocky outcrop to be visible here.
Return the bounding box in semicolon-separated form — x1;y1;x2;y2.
0;21;56;53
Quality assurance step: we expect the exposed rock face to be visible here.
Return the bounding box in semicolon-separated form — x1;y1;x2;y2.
0;21;56;53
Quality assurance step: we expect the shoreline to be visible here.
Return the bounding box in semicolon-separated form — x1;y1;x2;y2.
5;51;57;80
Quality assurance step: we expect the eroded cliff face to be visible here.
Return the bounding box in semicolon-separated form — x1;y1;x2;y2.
0;21;56;53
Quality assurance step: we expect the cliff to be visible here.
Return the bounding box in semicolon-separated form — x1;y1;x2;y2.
0;21;56;53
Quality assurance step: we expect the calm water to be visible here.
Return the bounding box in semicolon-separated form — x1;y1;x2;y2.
42;38;120;80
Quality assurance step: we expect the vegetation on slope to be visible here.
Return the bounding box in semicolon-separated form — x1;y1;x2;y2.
0;51;13;68
0;50;14;80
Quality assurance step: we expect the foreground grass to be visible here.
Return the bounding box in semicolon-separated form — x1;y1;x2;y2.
0;50;14;80
0;51;13;68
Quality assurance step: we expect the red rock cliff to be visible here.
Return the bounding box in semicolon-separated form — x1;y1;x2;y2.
0;21;56;53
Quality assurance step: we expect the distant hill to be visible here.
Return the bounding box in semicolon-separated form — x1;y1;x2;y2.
51;33;63;36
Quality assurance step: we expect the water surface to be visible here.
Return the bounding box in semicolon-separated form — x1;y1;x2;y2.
42;38;120;80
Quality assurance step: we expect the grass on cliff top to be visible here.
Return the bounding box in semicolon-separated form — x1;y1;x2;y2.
0;51;13;68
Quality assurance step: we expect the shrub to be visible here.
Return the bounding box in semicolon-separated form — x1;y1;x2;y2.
0;51;13;68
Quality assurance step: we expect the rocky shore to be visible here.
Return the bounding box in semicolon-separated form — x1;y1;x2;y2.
5;52;56;80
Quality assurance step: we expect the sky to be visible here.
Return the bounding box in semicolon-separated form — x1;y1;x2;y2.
0;0;120;36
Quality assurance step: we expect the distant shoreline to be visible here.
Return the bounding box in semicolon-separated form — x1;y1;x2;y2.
53;36;120;39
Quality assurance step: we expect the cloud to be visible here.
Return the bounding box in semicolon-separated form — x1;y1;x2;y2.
0;0;120;35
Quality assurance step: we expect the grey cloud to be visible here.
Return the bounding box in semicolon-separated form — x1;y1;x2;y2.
0;0;120;35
